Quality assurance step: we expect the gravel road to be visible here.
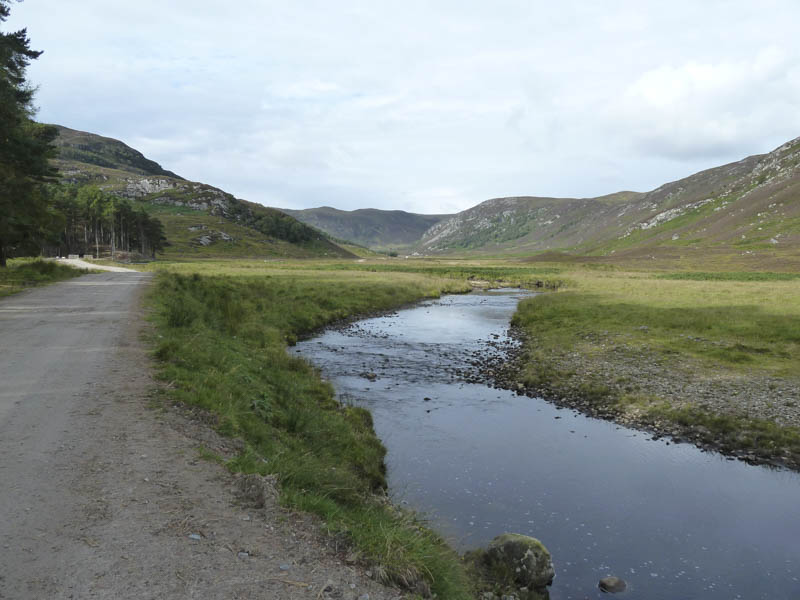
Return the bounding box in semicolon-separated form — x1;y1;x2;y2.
0;273;403;599
55;257;138;272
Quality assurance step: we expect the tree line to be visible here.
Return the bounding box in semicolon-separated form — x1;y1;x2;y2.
49;185;165;259
0;0;165;265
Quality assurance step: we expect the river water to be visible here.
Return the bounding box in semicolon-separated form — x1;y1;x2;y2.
296;289;800;600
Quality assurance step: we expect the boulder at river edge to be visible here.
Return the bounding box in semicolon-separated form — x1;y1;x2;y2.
484;533;555;591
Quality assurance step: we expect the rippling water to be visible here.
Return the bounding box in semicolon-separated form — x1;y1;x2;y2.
297;289;800;600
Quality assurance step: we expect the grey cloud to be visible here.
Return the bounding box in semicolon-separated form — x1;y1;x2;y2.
9;0;800;213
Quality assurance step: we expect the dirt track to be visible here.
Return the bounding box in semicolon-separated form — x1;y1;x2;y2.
0;273;402;599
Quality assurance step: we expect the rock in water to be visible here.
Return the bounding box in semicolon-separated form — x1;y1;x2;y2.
485;533;555;591
598;576;627;593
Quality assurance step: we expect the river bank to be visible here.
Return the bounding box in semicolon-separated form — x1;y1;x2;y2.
465;268;800;471
476;321;800;471
296;286;800;600
145;263;482;598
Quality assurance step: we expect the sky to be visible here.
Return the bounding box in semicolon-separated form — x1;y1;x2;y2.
8;1;800;214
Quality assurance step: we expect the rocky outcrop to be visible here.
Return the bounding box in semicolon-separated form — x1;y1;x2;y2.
194;230;234;246
124;177;176;197
120;177;239;219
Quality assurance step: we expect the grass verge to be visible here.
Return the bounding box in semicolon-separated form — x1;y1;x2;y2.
147;264;475;598
514;270;800;374
0;258;86;297
509;268;800;466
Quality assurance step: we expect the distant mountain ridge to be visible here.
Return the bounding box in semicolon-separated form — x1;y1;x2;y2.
409;138;800;262
280;206;450;251
52;125;800;263
51;126;354;259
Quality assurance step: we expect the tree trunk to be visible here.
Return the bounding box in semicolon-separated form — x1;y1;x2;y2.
0;240;7;268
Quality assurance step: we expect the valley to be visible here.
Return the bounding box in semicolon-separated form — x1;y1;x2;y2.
4;2;800;598
4;122;799;600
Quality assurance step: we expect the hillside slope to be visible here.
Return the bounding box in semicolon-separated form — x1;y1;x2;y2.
281;206;449;251
53;125;182;179
51;126;353;259
416;138;800;264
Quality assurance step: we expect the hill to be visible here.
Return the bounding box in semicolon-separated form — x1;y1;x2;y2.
280;206;449;251
51;126;354;259
415;138;800;266
53;125;182;179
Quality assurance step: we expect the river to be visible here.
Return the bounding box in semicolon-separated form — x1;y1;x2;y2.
296;289;800;600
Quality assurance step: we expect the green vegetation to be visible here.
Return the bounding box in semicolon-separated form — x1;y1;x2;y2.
0;1;58;267
277;260;564;287
658;271;800;282
52;124;180;178
143;205;330;260
448;213;535;250
148;263;474;598
0;258;85;297
138;256;800;592
514;271;800;375
281;206;447;251
636;399;800;460
511;267;800;462
48;148;353;259
49;184;166;258
132;186;347;252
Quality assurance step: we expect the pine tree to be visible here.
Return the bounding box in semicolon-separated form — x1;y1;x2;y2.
0;0;58;266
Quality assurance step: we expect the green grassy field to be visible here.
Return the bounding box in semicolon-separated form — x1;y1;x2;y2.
511;267;800;462
0;259;86;297
262;259;565;288
146;261;475;598
514;269;800;375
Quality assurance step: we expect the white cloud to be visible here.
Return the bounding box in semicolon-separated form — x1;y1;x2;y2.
611;47;800;159
8;0;800;213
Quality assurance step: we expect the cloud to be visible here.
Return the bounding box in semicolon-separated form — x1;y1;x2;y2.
268;80;344;100
9;0;800;213
612;47;800;160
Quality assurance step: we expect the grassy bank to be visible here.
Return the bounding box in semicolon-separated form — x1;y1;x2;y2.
511;268;800;465
147;262;475;598
276;260;565;288
0;258;86;297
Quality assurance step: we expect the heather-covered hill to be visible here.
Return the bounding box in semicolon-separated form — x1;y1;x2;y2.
415;138;800;265
52;126;354;259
